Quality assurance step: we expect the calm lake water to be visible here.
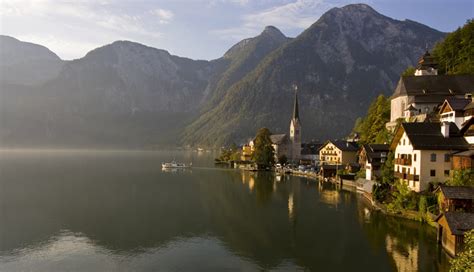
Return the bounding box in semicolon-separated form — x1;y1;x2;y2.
0;150;450;271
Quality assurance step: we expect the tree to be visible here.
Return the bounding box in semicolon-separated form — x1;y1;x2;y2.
252;128;275;168
402;66;416;76
450;229;474;272
446;169;474;186
433;19;474;75
351;95;391;144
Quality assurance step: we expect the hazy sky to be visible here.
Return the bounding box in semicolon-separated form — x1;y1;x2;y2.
1;0;472;60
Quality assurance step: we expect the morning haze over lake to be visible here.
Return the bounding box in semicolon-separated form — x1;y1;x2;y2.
1;0;473;271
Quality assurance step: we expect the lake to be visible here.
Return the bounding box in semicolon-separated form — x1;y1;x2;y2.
0;150;450;271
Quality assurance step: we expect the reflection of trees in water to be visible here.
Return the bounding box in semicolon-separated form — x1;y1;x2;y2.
359;210;451;271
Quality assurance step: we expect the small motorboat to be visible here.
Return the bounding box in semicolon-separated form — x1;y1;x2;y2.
162;161;192;169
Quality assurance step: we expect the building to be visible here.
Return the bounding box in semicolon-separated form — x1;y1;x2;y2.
439;96;473;129
301;142;322;166
435;212;474;256
242;90;302;164
319;140;359;166
270;134;289;162
436;185;474;213
460;116;474;144
358;144;389;180
289;89;302;162
386;51;474;131
390;122;469;192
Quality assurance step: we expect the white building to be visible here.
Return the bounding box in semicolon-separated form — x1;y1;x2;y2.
391;122;469;192
386;51;474;131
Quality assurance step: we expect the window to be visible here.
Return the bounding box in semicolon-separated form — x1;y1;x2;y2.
444;170;450;177
414;154;417;161
430;153;437;162
414;167;416;175
403;139;406;145
430;170;436;177
444;154;450;162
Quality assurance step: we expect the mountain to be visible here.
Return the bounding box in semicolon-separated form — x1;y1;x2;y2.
182;4;445;147
202;26;291;110
0;4;447;148
0;28;288;148
0;35;64;85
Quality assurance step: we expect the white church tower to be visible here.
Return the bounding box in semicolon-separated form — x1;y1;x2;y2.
289;86;301;162
414;50;438;76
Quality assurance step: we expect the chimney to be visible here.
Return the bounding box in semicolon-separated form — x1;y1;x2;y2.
441;121;450;138
466;93;473;102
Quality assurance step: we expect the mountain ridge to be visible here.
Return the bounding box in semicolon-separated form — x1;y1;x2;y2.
0;4;446;148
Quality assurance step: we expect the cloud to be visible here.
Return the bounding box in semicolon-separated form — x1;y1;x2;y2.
0;0;173;59
150;8;175;24
210;0;335;41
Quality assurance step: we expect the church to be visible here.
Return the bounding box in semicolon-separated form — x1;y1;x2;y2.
241;88;302;163
270;89;302;163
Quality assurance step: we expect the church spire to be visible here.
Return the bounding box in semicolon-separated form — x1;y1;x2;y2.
292;85;299;120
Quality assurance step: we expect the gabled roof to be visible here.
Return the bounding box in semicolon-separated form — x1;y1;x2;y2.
323;140;359;152
460;117;474;136
301;142;323;155
438;185;474;200
439;97;472;114
392;75;474;99
464;101;474;111
390;122;469;151
435;212;474;236
270;134;287;145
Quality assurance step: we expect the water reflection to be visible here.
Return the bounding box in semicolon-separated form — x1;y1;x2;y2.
0;150;450;271
385;234;419;272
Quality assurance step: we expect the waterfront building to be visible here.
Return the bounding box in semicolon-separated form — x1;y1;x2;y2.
358;144;389;180
386;51;474;131
436;185;474;213
319;140;359;165
390;122;469;192
435;212;474;256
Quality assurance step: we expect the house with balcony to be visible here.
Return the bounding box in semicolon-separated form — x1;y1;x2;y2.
390;122;469;192
358;144;389;180
319;140;358;165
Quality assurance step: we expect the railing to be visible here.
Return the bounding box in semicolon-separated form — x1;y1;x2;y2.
394;172;419;181
394;158;412;166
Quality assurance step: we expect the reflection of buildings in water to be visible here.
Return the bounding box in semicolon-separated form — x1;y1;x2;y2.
385;234;419;272
288;193;294;220
319;189;340;207
240;172;255;192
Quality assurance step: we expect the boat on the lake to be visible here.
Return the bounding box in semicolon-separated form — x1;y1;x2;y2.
161;161;192;169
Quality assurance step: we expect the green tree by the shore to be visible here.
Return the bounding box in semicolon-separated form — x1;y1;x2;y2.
252;128;275;168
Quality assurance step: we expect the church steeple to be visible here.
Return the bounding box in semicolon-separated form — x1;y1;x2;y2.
289;85;301;161
292;88;299;120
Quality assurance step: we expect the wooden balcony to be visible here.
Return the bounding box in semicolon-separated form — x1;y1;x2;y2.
394;172;419;181
395;158;412;166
